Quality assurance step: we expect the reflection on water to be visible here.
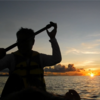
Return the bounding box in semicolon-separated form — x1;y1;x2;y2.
44;76;100;100
0;76;100;100
0;76;8;95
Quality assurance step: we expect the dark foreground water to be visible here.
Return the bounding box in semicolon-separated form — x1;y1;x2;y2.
0;76;100;100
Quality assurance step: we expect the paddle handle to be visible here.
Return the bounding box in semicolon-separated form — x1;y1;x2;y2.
5;23;52;52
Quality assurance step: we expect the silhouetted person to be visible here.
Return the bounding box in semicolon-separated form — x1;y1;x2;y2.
0;22;81;100
0;22;62;98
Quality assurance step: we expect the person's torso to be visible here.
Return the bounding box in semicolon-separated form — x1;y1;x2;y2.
11;50;46;90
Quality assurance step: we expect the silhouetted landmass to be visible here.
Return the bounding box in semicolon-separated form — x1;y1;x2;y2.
0;74;9;76
0;68;9;76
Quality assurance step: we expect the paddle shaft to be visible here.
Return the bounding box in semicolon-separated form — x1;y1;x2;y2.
5;24;52;52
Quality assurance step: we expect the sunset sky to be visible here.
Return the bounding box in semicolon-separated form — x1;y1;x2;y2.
0;0;100;75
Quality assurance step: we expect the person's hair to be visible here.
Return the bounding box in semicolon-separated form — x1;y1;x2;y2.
16;27;35;39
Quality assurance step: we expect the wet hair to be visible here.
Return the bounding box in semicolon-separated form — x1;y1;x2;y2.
16;27;35;39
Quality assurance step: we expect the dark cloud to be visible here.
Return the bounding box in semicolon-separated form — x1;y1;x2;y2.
79;68;85;71
44;64;79;72
66;64;76;71
0;68;9;72
88;69;91;71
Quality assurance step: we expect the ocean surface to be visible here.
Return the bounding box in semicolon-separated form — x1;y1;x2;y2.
0;76;100;100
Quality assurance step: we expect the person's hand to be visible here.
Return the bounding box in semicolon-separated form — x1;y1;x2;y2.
46;21;57;39
64;89;80;100
0;48;6;59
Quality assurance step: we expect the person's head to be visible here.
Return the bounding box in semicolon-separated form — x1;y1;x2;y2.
16;27;35;56
64;90;80;100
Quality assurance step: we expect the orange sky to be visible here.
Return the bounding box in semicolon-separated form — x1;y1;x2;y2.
44;70;100;76
0;2;100;77
44;63;100;76
0;70;100;76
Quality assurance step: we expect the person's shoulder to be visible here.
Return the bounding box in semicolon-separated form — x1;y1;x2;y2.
11;50;23;57
3;53;14;60
32;50;40;56
11;50;19;54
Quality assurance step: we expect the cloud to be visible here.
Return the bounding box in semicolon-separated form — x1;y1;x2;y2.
66;64;76;71
79;68;85;71
81;42;100;49
44;64;79;72
75;60;94;67
81;51;100;54
44;64;100;76
65;48;80;54
65;48;100;54
83;61;94;64
44;71;85;76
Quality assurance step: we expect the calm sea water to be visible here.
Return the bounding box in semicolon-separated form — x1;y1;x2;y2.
0;76;100;100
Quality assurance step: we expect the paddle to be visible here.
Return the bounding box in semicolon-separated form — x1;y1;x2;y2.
5;22;53;52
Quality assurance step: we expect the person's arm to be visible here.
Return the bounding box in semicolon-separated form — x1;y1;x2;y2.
40;38;62;67
40;22;62;67
0;48;6;59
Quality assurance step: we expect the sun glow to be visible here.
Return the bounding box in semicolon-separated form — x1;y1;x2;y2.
90;73;94;77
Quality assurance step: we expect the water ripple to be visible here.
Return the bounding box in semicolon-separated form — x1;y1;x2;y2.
45;76;100;100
